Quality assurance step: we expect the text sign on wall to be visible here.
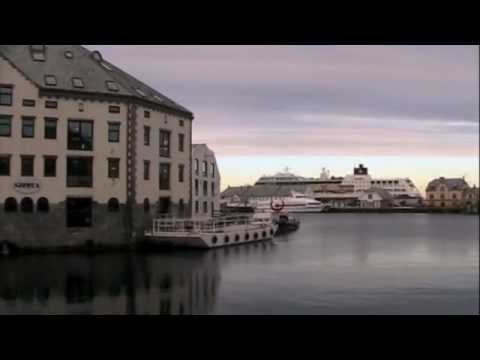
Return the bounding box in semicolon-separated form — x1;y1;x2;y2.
13;178;42;194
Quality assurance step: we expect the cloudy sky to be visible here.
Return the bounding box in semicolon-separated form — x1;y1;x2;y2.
88;45;479;192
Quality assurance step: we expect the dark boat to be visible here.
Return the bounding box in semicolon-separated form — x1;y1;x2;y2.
273;213;300;234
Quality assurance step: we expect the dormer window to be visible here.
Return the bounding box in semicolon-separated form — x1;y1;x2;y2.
135;88;147;97
91;51;103;62
44;75;57;86
30;45;46;61
153;95;164;103
64;51;74;59
106;81;119;92
101;62;112;71
72;77;84;89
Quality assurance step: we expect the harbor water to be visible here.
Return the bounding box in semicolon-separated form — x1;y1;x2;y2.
0;214;478;315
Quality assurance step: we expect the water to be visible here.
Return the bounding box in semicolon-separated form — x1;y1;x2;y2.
0;214;478;315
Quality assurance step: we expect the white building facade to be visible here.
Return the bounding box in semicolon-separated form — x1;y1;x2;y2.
0;45;194;250
192;144;220;219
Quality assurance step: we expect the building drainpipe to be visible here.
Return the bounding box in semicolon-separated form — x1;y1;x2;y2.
125;103;138;245
189;118;193;218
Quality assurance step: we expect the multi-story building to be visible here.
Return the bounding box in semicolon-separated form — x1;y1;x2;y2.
0;45;194;250
425;177;472;209
192;144;220;218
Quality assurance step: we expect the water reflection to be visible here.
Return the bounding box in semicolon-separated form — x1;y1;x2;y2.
0;241;276;315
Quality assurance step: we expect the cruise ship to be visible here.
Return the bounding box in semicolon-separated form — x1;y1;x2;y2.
253;165;423;199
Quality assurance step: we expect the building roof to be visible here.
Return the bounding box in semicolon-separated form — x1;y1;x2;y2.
426;177;469;192
221;184;311;202
0;45;193;118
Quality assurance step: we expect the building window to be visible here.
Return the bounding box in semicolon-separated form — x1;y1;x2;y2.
429;194;434;200
109;105;120;114
195;201;199;214
144;198;150;213
44;156;57;177
368;194;373;200
45;100;58;109
22;99;36;107
20;197;34;213
195;159;199;175
159;163;170;190
159;130;170;158
178;164;184;183
108;158;120;179
108;122;120;143
440;194;445;200
4;198;17;212
144;110;150;118
203;201;208;214
68;120;93;151
195;179;199;196
44;117;57;139
108;198;120;212
21;156;35;177
72;77;85;88
211;202;215;217
37;197;49;213
211;163;215;178
44;75;57;86
0;85;13;106
144;126;150;146
178;134;185;152
0;115;12;137
203;181;208;196
144;160;150;180
22;117;35;138
30;45;46;61
157;197;170;215
211;182;215;196
67;157;93;187
202;161;207;177
452;193;457;200
179;119;184;127
0;156;10;176
105;81;119;92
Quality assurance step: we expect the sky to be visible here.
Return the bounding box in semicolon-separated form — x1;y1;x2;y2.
87;45;479;193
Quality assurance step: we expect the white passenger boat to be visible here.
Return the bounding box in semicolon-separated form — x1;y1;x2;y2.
252;192;327;213
144;214;277;249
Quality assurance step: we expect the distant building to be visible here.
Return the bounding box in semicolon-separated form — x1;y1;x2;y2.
358;188;394;209
425;177;470;209
464;186;479;213
192;144;220;218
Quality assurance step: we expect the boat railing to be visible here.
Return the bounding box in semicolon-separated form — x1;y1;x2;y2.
151;215;271;235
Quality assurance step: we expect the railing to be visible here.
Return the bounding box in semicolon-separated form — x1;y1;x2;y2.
151;215;271;235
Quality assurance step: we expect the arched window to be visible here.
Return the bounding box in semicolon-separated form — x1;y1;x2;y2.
37;197;50;212
107;198;119;212
20;197;34;213
143;198;150;213
4;198;18;212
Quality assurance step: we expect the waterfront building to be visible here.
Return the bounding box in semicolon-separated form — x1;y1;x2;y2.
0;45;193;250
425;177;472;209
192;144;220;218
358;188;394;209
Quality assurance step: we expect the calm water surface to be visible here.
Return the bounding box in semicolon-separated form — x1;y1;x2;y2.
1;214;478;315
